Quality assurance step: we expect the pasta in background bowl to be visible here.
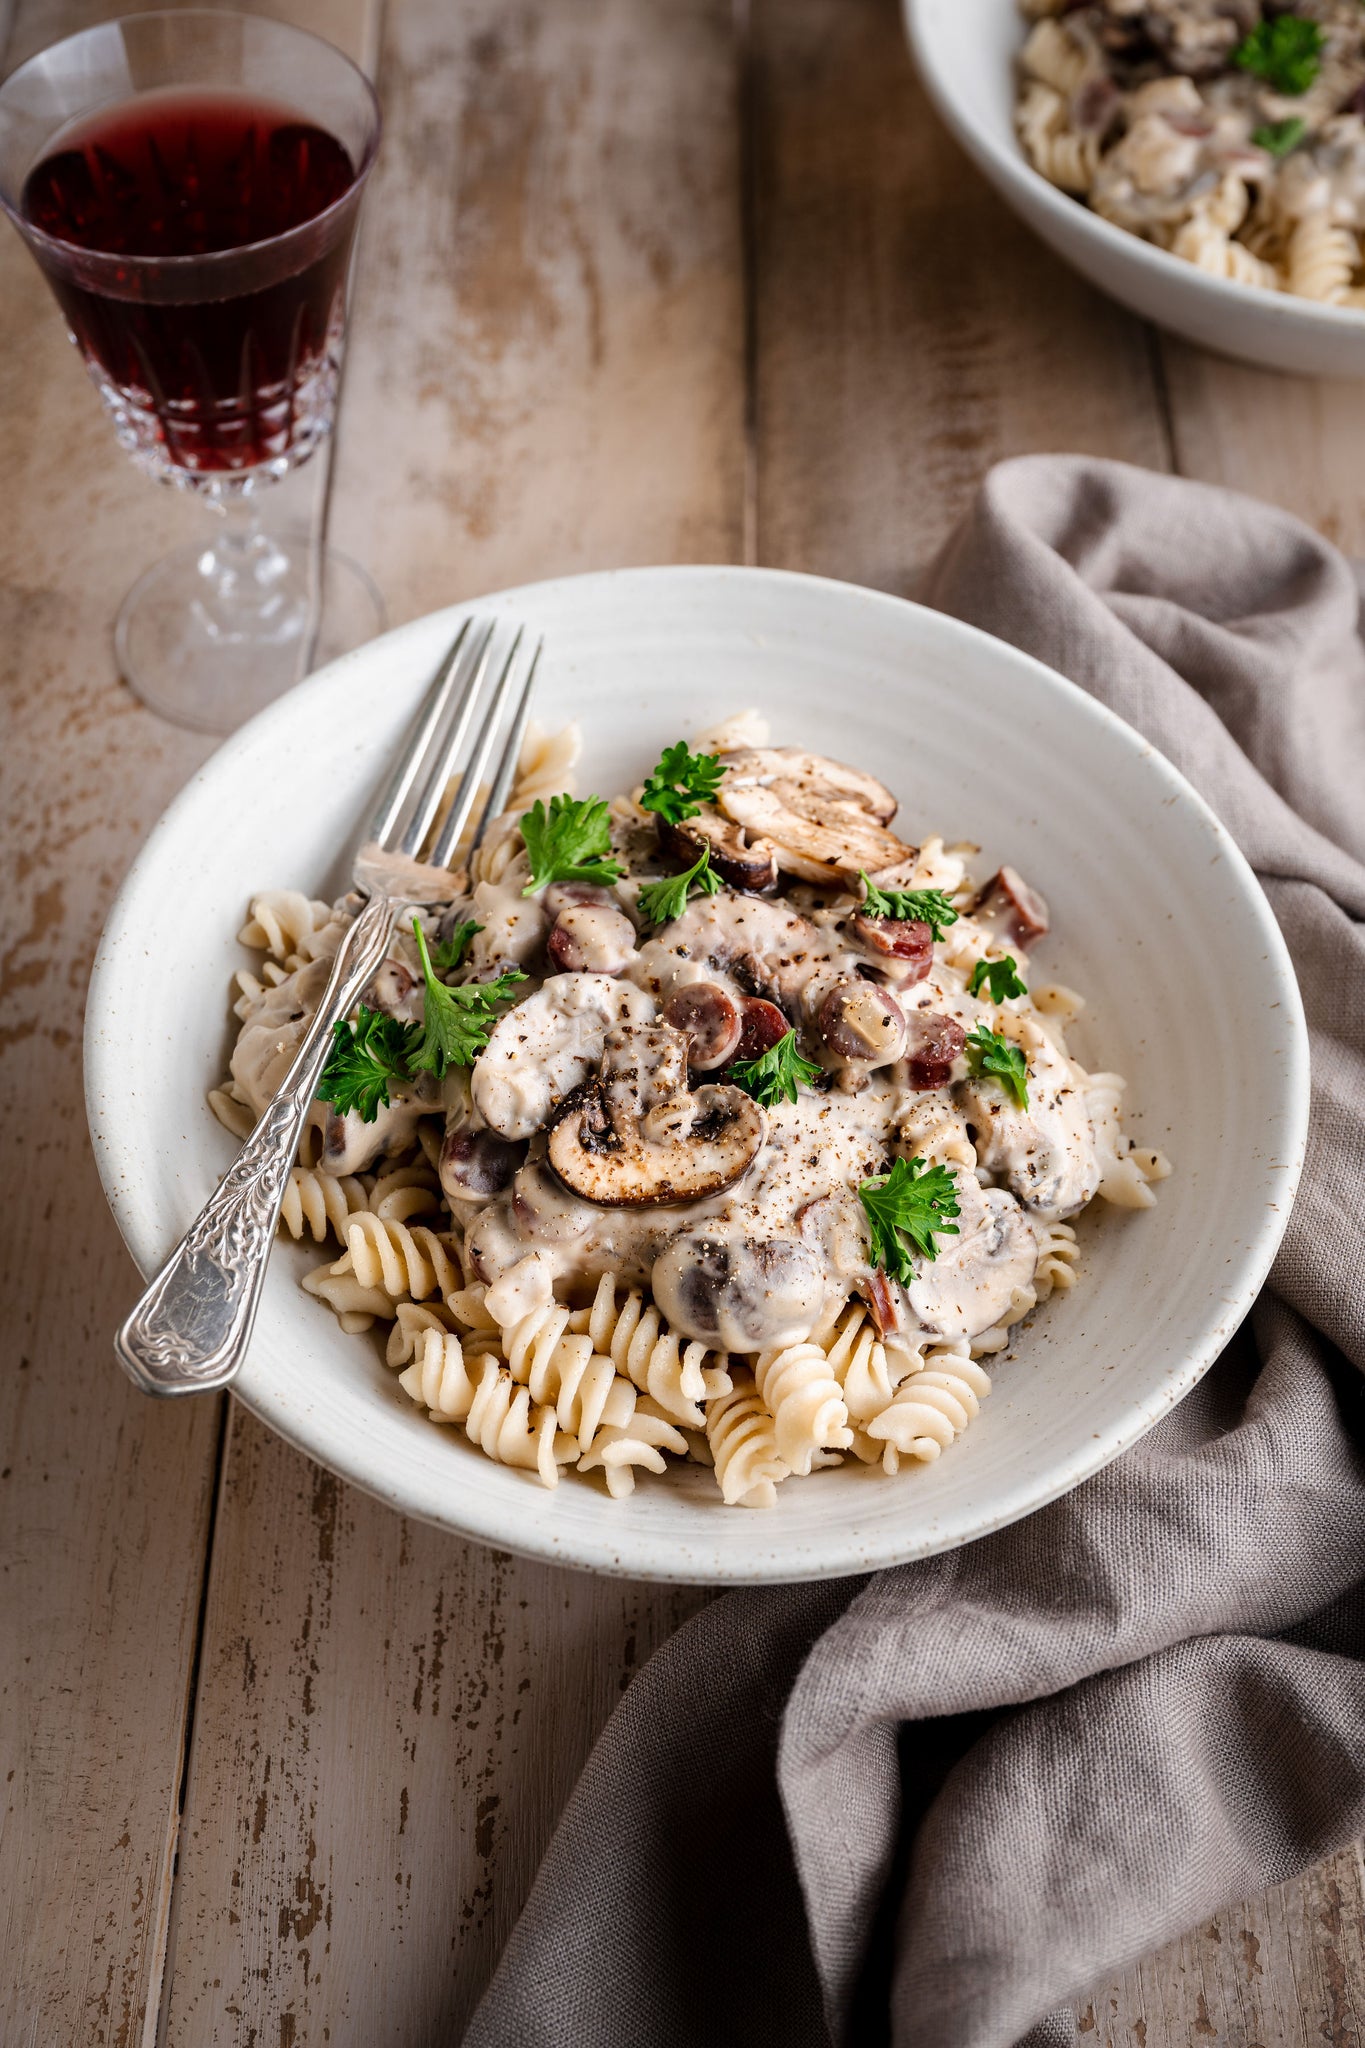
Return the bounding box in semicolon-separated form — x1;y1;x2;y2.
86;567;1307;1583
905;0;1365;376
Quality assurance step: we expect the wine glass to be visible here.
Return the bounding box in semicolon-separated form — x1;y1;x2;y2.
0;10;384;734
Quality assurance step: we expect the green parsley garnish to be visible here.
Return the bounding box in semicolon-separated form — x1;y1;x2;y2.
968;954;1028;1002
639;741;726;825
730;1026;821;1107
408;919;526;1077
965;1026;1030;1111
858;871;960;941
859;1155;961;1277
1234;16;1322;95
432;919;482;972
1252;115;1307;157
636;844;723;926
520;793;623;897
319;1005;415;1123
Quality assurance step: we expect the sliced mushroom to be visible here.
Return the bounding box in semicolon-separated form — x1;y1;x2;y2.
734;996;790;1063
656;808;779;894
365;957;421;1020
440;1124;525;1205
650;1229;827;1352
973;864;1050;945
547;1020;764;1208
715;746;913;886
956;1019;1097;1221
818;980;907;1067
902;1011;967;1091
321;1096;427;1177
546;902;638;975
472;973;655;1140
906;1175;1039;1341
510;1159;594;1242
850;912;933;983
663;982;743;1069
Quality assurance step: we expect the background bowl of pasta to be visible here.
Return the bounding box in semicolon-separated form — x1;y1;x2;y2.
904;0;1365;378
86;567;1307;1583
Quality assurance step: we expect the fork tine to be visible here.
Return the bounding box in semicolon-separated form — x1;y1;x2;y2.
366;617;487;849
463;637;543;863
392;621;503;859
427;627;527;870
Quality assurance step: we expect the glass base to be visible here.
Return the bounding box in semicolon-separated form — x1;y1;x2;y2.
115;526;385;736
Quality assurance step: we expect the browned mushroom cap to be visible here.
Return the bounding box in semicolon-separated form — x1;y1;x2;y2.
656;809;779;894
547;1020;765;1208
715;747;913;886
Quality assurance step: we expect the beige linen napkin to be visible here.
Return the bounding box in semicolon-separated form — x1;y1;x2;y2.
464;457;1365;2048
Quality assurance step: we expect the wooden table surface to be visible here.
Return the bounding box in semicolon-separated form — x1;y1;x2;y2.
3;0;1363;2041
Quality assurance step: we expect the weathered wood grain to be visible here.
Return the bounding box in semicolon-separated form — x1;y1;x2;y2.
1080;1844;1365;2046
157;2;742;2041
0;5;368;2045
1161;339;1365;559
326;0;747;618
747;0;1170;593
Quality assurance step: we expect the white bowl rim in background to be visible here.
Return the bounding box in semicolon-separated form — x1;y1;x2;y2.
86;565;1310;1583
904;0;1365;379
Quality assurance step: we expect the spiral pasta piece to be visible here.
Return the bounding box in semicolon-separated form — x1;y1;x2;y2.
752;1343;852;1477
238;890;338;966
862;1347;992;1471
1020;16;1092;94
387;1298;459;1368
577;1397;688;1499
502;1299;637;1452
820;1300;901;1425
339;1214;461;1301
571;1275;731;1429
705;1370;791;1509
1034;1221;1080;1301
463;1355;576;1488
207;1086;255;1141
1086;1072;1168;1210
301;1260;396;1334
368;1164;443;1224
397;1326;482;1422
279;1166;369;1246
1287;213;1357;306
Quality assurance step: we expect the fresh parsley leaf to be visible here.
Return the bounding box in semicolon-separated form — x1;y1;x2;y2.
858;871;960;940
520;794;623;897
1234;16;1322;94
639;741;726;825
408;919;527;1076
859;1155;961;1277
636;844;723;926
318;1005;415;1123
1252;115;1307;157
965;1026;1030;1110
968;954;1028;1002
432;919;482;972
730;1026;821;1107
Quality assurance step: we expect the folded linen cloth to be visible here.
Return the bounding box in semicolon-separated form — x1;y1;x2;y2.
463;457;1365;2048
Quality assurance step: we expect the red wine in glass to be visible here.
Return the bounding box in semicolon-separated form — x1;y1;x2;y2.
21;88;359;479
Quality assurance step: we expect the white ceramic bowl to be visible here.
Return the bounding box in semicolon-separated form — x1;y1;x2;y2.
86;567;1308;1583
905;0;1365;378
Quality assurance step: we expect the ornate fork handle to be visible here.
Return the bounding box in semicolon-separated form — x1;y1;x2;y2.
114;890;398;1397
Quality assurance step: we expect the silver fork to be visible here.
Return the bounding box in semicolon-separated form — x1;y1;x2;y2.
115;615;541;1398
